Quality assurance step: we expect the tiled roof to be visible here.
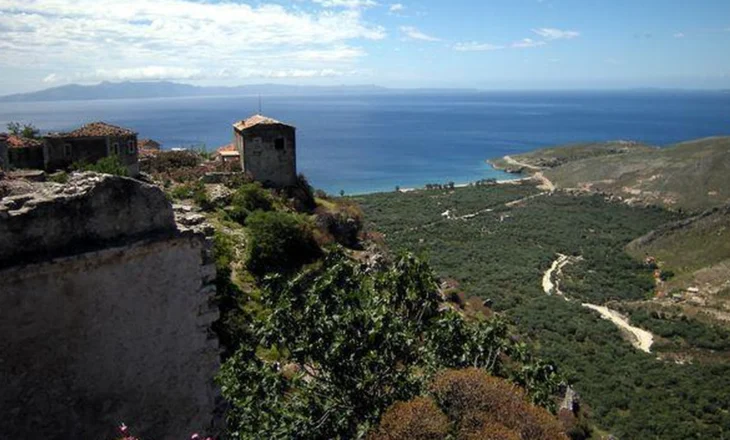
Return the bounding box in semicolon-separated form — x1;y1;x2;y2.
6;135;44;149
233;114;293;131
217;143;237;153
49;122;136;138
139;139;161;150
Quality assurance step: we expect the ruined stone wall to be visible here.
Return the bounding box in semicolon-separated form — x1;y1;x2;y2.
0;135;8;171
239;124;296;187
0;173;220;440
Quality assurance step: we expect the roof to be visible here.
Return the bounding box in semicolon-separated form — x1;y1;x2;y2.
139;139;161;150
215;143;240;157
48;122;137;138
6;135;44;149
233;114;294;131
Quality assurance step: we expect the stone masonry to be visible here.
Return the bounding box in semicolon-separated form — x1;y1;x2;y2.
0;173;220;440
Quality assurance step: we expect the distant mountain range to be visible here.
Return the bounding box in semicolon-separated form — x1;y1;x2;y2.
0;81;480;103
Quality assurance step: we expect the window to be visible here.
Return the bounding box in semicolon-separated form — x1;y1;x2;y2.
275;138;285;150
112;143;120;155
63;143;72;157
127;140;136;154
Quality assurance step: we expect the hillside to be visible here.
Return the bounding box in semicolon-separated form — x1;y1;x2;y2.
489;141;657;173
356;183;730;439
627;203;730;310
492;137;730;212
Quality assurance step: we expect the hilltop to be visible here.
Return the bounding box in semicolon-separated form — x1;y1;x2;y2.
491;137;730;212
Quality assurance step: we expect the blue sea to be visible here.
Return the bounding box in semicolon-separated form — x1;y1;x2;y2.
1;91;729;194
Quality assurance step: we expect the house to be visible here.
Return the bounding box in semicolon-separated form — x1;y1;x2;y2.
214;143;240;163
233;114;296;187
6;134;45;170
44;122;139;176
138;139;161;151
0;133;9;171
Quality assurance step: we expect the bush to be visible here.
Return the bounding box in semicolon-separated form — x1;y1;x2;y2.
244;211;321;277
430;369;567;440
140;150;201;174
73;155;128;176
369;397;450;440
229;183;273;224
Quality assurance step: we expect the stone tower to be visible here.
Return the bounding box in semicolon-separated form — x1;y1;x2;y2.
233;114;296;187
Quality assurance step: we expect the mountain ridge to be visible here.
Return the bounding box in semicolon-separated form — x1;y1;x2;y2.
0;81;481;103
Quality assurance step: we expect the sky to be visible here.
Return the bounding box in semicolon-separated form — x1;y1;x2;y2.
0;0;729;94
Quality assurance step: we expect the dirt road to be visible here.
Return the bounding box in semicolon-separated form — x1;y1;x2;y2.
582;304;654;353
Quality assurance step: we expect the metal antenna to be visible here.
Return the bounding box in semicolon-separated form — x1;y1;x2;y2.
258;95;262;114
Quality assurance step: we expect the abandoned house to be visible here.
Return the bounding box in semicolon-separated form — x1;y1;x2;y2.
0;133;9;171
5;134;45;170
214;143;240;163
44;122;140;176
233;114;296;187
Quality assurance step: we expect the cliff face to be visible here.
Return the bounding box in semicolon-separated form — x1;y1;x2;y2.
0;173;221;440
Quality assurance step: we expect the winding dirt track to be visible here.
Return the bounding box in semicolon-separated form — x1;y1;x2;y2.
542;255;654;353
581;304;654;353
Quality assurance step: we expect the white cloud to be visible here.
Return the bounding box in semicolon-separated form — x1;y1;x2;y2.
674;32;685;38
389;3;405;12
312;0;378;8
0;0;386;84
453;42;504;52
511;38;546;48
42;73;58;83
400;26;440;41
532;28;580;40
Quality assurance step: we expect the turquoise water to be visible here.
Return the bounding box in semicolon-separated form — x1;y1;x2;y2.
1;91;729;194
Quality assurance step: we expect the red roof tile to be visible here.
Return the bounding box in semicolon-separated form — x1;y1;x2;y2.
139;139;161;150
6;135;44;149
233;114;293;131
48;122;136;138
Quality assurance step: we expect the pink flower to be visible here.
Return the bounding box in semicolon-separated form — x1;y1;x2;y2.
191;434;201;440
119;423;129;435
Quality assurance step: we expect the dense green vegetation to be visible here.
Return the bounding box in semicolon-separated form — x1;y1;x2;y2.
622;305;730;352
356;184;730;439
357;186;677;308
217;251;563;439
72;155;129;176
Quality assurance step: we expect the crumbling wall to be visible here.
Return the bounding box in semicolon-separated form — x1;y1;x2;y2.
0;173;220;440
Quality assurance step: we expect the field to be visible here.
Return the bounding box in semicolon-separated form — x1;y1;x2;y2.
355;183;730;439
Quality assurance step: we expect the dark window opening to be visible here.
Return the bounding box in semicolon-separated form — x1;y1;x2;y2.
64;144;72;157
275;138;285;150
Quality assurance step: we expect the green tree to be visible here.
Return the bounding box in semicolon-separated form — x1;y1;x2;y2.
216;252;553;440
7;122;40;139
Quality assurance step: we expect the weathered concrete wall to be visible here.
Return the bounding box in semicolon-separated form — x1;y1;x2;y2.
0;173;220;440
238;124;296;187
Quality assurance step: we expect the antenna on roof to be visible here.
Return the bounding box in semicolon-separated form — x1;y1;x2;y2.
258;95;262;114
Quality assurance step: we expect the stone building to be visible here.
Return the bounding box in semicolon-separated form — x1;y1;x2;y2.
6;134;45;169
214;143;240;163
44;122;140;176
233;114;296;187
0;133;9;171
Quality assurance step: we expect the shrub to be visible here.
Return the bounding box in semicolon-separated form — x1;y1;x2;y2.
244;211;321;277
430;369;567;440
229;183;273;224
141;150;201;174
73;155;128;176
48;171;69;184
369;397;450;440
